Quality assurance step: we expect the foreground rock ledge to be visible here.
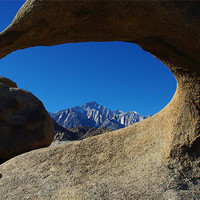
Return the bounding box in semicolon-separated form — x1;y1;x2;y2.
0;1;200;199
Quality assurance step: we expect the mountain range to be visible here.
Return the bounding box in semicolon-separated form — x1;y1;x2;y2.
50;102;149;130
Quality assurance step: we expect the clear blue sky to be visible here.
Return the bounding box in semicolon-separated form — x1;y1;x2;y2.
0;1;176;116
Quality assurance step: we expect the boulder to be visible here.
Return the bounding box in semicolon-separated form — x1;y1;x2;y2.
0;77;54;163
0;1;200;199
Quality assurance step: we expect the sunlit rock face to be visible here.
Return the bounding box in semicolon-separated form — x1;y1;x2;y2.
0;1;200;199
0;76;54;163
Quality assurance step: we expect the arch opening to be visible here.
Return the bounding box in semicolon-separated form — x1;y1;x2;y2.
1;41;176;121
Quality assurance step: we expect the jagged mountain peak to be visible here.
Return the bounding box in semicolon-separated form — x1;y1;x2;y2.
83;101;99;107
50;102;149;130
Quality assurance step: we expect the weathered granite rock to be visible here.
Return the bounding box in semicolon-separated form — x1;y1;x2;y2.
0;76;54;163
0;1;200;199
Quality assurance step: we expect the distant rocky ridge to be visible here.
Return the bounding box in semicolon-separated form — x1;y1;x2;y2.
53;120;112;143
50;102;149;130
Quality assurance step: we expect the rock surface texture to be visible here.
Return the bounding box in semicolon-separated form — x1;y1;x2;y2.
0;76;54;163
0;1;200;199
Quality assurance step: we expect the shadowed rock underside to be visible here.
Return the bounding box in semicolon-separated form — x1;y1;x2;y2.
0;1;200;199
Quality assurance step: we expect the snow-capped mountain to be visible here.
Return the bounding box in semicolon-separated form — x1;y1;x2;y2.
50;102;149;130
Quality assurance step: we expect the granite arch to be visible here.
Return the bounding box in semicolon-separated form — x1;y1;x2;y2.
0;1;200;198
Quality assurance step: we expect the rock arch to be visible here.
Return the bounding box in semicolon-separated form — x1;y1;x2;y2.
0;1;200;199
